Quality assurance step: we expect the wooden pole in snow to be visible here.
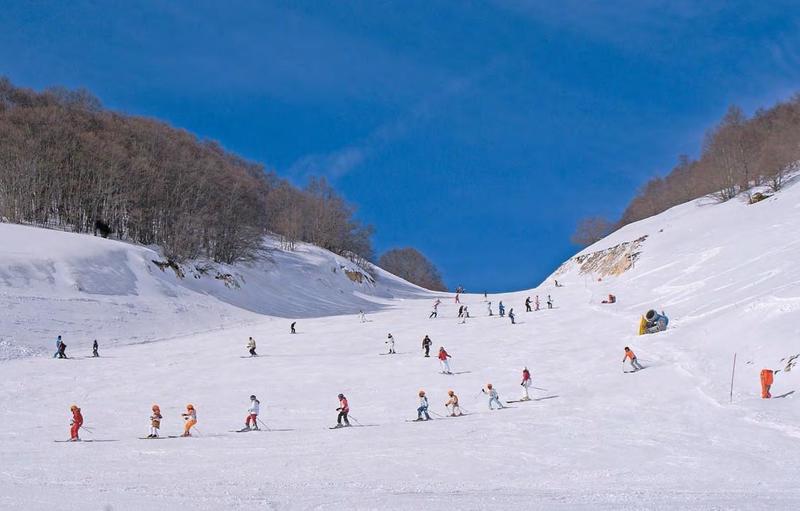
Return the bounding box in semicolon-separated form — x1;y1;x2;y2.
730;353;737;403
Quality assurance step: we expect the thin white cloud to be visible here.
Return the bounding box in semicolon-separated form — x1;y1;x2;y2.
287;58;503;180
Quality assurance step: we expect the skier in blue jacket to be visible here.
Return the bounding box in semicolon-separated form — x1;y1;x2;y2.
415;390;431;421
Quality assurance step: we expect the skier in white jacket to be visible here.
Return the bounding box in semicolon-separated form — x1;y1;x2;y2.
246;337;257;357
243;395;260;431
482;383;505;410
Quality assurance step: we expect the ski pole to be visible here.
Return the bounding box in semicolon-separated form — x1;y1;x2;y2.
348;414;363;426
530;386;548;392
429;409;445;418
80;425;95;433
257;417;272;431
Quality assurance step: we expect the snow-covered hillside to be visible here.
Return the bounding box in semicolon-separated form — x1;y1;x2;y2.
1;179;800;510
0;224;429;359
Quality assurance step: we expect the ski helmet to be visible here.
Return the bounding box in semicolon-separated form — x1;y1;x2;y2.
70;404;78;410
250;395;256;400
152;404;160;411
418;390;426;396
338;393;344;399
187;404;194;410
487;383;493;389
447;390;454;396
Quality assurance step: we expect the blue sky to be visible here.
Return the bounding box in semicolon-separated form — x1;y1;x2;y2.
2;1;800;291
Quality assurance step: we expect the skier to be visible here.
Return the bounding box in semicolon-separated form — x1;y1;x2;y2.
181;404;197;437
290;322;296;334
482;383;505;410
487;301;493;316
761;369;774;399
525;297;532;312
244;395;260;430
455;293;460;304
69;404;83;441
422;335;432;357
429;299;441;319
92;339;99;358
520;367;532;401
508;308;516;324
459;307;467;324
415;390;431;421
498;301;505;317
53;335;62;358
623;347;644;372
335;394;350;427
438;346;452;374
445;390;462;417
359;310;367;323
534;295;540;311
458;305;464;318
464;306;470;318
386;333;396;354
246;337;257;357
547;295;553;309
57;339;68;359
148;404;162;438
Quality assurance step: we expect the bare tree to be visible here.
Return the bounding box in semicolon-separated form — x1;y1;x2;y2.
570;216;615;247
378;248;447;291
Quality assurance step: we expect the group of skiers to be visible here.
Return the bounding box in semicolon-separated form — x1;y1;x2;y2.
53;335;100;359
434;294;553;322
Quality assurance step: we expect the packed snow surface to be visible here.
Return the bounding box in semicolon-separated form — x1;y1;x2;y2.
1;180;800;510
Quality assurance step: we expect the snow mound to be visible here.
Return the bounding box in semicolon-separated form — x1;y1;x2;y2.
0;223;429;358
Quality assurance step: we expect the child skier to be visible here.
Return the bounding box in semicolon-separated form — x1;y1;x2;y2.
69;404;83;441
487;301;493;316
498;302;505;317
445;390;462;417
291;322;297;334
482;383;505;410
53;335;62;358
246;337;257;357
415;390;431;421
525;297;532;312
359;310;367;323
92;339;99;358
335;394;350;427
438;347;452;374
57;339;68;359
181;404;197;437
244;395;260;430
508;309;516;324
547;295;553;309
422;335;432;357
386;333;396;354
623;347;644;371
535;295;540;311
458;305;464;318
148;404;162;438
521;367;532;401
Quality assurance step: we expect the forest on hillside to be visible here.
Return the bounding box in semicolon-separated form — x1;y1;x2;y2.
0;78;374;265
572;95;800;246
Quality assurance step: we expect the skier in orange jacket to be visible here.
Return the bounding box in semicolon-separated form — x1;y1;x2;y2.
623;347;644;371
181;404;197;436
760;369;774;399
69;405;83;441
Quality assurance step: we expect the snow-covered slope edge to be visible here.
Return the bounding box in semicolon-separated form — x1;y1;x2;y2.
544;177;800;409
0;223;429;358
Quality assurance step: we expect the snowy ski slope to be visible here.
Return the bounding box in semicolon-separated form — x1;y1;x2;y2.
1;179;800;510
